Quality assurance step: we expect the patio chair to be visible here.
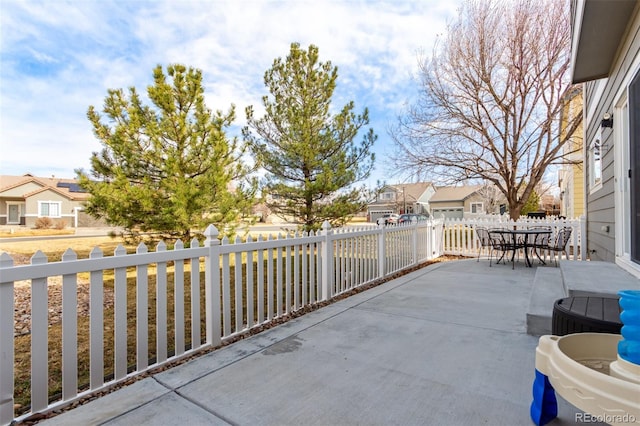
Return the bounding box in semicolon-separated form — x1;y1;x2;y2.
545;227;573;266
475;227;492;262
488;229;515;269
528;226;552;264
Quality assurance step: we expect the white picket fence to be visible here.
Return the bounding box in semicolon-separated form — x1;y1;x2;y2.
0;220;444;425
442;216;587;260
0;215;586;424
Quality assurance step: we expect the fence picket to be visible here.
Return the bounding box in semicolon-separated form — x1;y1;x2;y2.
156;241;168;363
294;241;300;310
173;240;185;357
221;237;231;336
89;247;104;390
189;238;201;349
61;248;78;401
285;241;291;315
277;237;283;317
256;236;265;323
301;237;308;307
136;243;149;371
30;251;48;411
113;245;128;380
234;236;243;333
0;253;14;426
246;236;254;329
267;238;274;321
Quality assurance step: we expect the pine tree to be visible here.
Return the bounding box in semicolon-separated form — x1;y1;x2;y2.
243;43;376;232
78;64;257;241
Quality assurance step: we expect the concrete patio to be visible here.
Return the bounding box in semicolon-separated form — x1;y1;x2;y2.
39;258;613;426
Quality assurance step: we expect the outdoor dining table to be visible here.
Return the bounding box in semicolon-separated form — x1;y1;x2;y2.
491;228;552;267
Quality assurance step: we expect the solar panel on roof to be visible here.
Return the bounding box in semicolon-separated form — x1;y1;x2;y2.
56;182;87;192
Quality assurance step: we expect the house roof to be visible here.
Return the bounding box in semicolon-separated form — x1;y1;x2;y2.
570;0;638;83
384;182;434;201
429;185;483;203
0;174;90;201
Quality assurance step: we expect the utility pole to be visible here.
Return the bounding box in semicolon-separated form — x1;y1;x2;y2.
403;186;406;214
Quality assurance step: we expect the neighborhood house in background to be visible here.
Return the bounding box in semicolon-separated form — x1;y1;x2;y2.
368;182;435;224
368;183;496;222
0;174;107;228
558;88;584;219
428;185;488;219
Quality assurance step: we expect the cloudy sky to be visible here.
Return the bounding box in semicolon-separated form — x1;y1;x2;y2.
1;0;461;187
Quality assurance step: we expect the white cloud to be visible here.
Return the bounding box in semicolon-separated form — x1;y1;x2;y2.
0;0;460;182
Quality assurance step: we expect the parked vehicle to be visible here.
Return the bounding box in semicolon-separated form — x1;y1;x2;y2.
376;213;400;225
398;213;430;224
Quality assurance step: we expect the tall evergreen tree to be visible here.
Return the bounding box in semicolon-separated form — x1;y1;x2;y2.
78;64;257;241
244;43;376;232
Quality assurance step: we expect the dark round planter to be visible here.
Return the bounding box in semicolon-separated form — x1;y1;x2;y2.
552;296;622;336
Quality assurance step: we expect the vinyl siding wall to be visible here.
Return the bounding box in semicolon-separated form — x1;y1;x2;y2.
584;8;640;262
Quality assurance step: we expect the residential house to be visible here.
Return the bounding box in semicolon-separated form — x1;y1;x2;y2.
367;182;435;223
0;174;99;228
558;87;585;219
570;0;640;277
540;194;561;217
428;185;486;219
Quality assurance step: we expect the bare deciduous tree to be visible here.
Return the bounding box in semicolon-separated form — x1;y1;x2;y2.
390;0;582;220
476;182;506;215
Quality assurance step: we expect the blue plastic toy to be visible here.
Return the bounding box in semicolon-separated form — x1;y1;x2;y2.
530;369;558;426
618;290;640;365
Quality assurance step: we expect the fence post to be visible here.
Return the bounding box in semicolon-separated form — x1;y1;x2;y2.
320;221;333;302
378;224;386;278
412;221;418;266
579;215;587;261
204;224;221;347
438;220;445;256
0;253;14;426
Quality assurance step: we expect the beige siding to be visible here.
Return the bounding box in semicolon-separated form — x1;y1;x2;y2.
463;194;485;214
430;201;464;210
24;190;84;228
0;182;42;197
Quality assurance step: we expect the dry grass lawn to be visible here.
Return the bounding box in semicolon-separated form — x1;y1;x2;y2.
0;229;75;238
0;236;136;264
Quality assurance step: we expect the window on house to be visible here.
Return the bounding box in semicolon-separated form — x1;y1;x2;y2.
39;201;61;218
589;127;603;190
380;192;394;201
471;202;483;214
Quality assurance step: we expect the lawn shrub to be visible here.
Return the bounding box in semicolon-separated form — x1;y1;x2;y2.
34;217;53;229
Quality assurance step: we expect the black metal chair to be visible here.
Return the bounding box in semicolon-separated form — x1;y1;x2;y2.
528;226;552;264
475;227;492;262
546;227;572;266
488;229;515;269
